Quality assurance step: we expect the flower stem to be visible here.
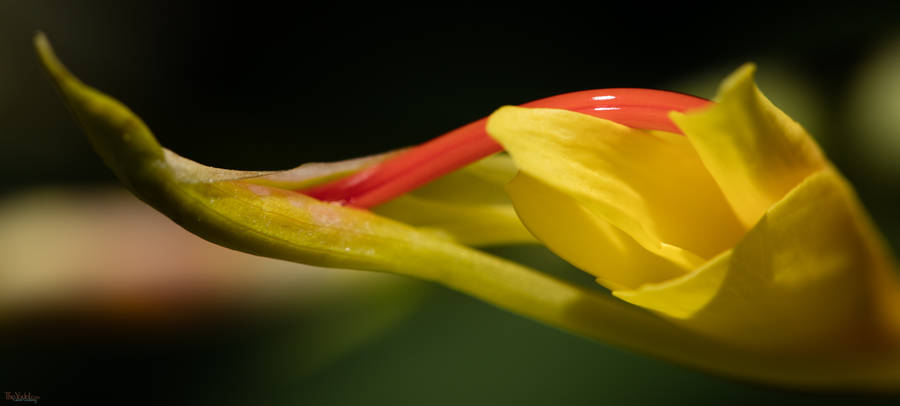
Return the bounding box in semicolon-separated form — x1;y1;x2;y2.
301;89;710;208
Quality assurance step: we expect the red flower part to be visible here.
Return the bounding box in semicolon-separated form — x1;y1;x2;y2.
301;89;711;208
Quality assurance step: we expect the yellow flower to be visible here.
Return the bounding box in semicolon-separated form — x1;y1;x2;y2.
34;33;900;391
487;64;900;355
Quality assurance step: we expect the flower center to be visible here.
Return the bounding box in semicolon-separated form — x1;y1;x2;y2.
301;89;711;208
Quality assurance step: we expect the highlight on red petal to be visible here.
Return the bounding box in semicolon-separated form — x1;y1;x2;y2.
300;89;711;208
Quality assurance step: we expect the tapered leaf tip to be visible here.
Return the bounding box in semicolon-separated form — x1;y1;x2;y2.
33;32;167;194
34;32;71;82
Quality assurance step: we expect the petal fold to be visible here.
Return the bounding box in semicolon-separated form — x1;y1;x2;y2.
616;168;900;353
487;106;745;281
671;63;828;227
507;173;688;290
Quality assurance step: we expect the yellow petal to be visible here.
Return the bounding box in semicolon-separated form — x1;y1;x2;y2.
671;63;828;227
373;153;535;246
487;106;745;274
507;173;688;290
616;168;900;353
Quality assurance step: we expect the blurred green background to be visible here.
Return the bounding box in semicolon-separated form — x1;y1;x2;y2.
3;1;900;404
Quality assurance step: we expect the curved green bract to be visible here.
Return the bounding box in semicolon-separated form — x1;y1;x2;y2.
35;33;900;391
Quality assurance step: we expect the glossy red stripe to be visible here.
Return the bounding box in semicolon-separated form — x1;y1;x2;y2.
301;89;710;208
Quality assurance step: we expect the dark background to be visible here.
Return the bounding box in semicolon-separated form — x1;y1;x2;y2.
2;1;900;404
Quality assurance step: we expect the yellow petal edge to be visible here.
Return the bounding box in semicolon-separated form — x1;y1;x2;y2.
36;33;900;391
